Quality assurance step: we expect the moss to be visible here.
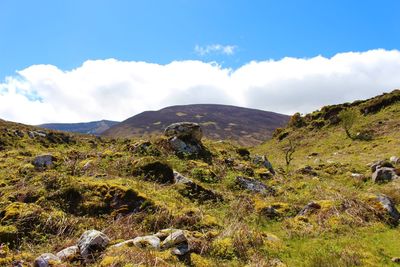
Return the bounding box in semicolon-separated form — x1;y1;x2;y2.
0;225;18;245
211;237;236;260
191;168;219;183
191;253;214;267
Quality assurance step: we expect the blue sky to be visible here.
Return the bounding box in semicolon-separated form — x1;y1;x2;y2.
1;0;400;124
1;0;399;78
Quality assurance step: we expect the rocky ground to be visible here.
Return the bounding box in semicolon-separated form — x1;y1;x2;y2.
0;90;400;266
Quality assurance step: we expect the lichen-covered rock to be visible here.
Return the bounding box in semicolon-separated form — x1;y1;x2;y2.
169;136;203;155
235;176;275;196
32;154;56;170
164;122;203;142
160;230;187;249
33;253;60;267
372;167;398;183
77;230;110;263
56;245;79;262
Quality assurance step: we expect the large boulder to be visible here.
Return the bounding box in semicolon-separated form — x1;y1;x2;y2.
372;167;398;183
235;176;275;196
33;253;60;267
77;230;110;263
164;122;202;142
32;154;56;170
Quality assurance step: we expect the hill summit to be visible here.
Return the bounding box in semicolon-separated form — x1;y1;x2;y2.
103;104;290;146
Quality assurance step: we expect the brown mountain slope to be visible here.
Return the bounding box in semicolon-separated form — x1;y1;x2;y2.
102;104;290;146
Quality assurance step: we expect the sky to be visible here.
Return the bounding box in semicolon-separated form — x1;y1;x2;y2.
0;0;400;124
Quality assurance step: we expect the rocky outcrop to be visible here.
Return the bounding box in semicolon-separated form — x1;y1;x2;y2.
164;122;203;142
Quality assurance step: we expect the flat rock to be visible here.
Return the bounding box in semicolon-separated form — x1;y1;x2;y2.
56;245;79;262
33;253;60;267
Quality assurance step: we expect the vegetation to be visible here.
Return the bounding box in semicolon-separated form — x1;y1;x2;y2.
0;90;400;266
338;108;359;139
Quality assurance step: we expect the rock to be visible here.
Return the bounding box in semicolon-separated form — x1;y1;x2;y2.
171;243;190;255
28;130;47;139
56;245;79;262
32;154;56;170
297;166;317;176
297;201;321;216
154;228;180;239
160;230;187;249
370;160;394;172
372;167;398;183
252;155;276;175
351;173;367;182
392;257;400;263
235;176;275;196
376;194;400;223
260;206;280;219
164;122;202;142
390;156;400;164
174;171;223;202
77;230;110;263
132;235;160;249
33;253;60;267
169;136;203;155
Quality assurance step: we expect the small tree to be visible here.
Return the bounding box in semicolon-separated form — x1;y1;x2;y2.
284;139;296;171
338;109;359;139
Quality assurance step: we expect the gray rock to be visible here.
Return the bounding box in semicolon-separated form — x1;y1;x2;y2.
160;230;187;249
173;171;192;184
164;122;202;142
56;245;79;262
171;242;190;255
154;228;180;239
77;230;110;263
132;235;160;249
390;156;400;165
370;160;394;172
169;136;202;155
372;167;398;183
252;155;275;175
235;176;275;196
32;154;56;170
297;201;321;216
33;253;60;267
376;194;400;222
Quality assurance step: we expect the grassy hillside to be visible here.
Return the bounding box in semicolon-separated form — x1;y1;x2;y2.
40;120;119;135
0;90;399;266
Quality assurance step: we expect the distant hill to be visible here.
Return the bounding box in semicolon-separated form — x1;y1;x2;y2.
39;120;119;135
102;104;290;146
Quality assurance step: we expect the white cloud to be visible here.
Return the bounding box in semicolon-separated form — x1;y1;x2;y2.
0;49;400;125
195;44;237;56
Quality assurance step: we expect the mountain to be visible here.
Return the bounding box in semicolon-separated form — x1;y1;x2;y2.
39;120;119;135
103;104;290;146
2;90;400;266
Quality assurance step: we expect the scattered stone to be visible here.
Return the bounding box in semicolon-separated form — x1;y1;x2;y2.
392;257;400;263
77;230;110;263
174;171;223;202
160;230;187;249
351;173;367;182
372;167;398;183
370;160;394;172
33;253;60;267
235;176;275;196
32;154;56;170
132;235;160;249
56;245;79;262
171;242;190;255
376;194;400;223
297;201;321;216
252;155;275;175
390;156;400;165
164;122;203;142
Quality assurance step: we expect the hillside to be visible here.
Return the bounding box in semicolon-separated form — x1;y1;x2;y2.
0;90;400;266
40;120;119;135
102;104;290;146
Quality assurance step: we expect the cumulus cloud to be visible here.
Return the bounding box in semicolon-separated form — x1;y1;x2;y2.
194;44;237;56
0;49;400;125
